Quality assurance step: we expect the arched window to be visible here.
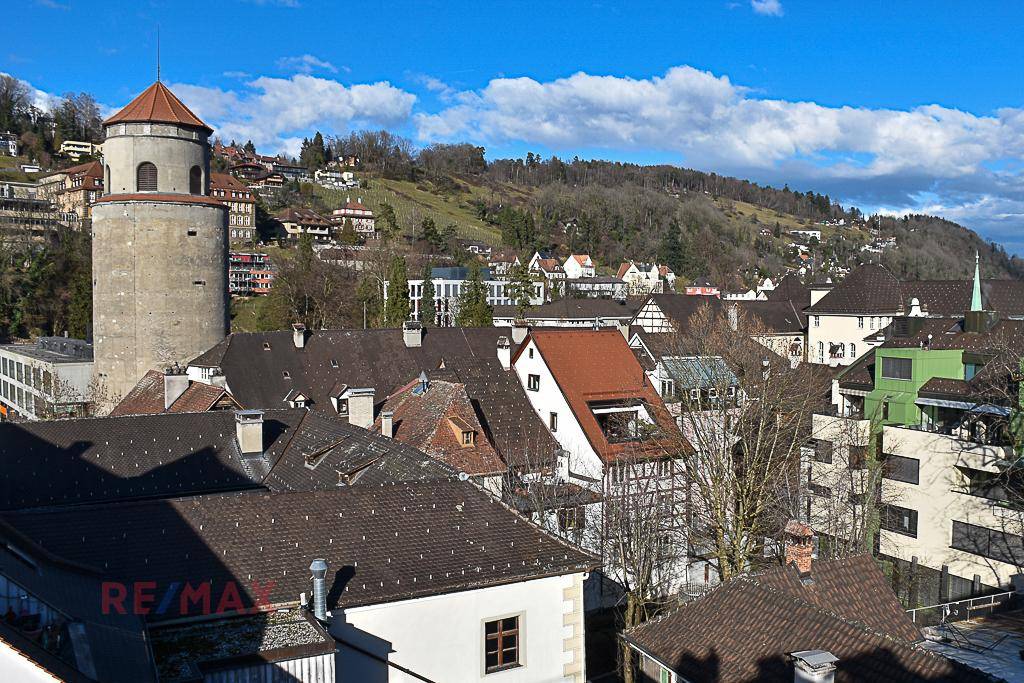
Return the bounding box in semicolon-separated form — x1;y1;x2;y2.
189;165;202;195
104;165;110;194
817;341;824;362
136;162;157;192
850;343;856;359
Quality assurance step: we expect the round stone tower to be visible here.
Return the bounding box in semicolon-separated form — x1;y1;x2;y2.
92;82;228;404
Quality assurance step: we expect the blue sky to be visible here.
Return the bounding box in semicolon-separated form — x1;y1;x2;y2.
6;0;1024;253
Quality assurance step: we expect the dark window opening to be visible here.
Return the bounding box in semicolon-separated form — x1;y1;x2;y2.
881;356;913;380
484;616;520;673
952;520;1024;565
527;374;540;391
189;165;202;195
883;454;920;484
187;229;198;237
880;503;918;537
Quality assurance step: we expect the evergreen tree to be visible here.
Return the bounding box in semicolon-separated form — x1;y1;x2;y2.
384;255;410;326
338;217;358;245
421;217;444;251
658;222;684;275
420;262;436;326
506;263;536;317
378;202;399;239
243;140;256;155
456;260;492;327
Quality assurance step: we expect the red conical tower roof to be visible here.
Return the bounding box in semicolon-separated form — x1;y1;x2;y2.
104;81;212;133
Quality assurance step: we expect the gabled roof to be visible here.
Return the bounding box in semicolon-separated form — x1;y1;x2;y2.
210;171;252;194
375;378;506;476
103;81;213;133
4;481;598;621
518;329;683;462
275;207;330;226
626;554;989;683
765;273;811;309
189;328;560;468
643;295;806;335
109;369;239;417
0;408;451;511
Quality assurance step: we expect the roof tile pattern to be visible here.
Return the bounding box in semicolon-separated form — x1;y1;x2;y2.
522;329;683;462
103;81;212;132
376;379;506;476
626;554;990;683
4;481;598;621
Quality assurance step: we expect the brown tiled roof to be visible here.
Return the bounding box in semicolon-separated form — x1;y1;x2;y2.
519;329;684;463
376;378;506;476
5;480;598;621
189;328;561;468
276;207;330;226
210;171;253;196
110;370;239;417
95;193;227;207
39;159;103;180
626;555;990;683
837;348;876;390
0;408;451;510
104;81;213;133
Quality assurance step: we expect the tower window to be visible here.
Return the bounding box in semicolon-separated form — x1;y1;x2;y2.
189;165;202;195
137;162;158;192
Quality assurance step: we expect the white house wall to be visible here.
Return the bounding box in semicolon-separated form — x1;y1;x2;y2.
512;339;605;482
808;313;890;366
333;573;586;683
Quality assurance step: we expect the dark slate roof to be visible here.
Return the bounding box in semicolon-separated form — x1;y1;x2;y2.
493;297;641;321
765;273;811;309
0;519;156;682
626;555;991;683
733;300;806;333
0;409;451;510
806;264;903;315
644;294;806;334
4;481;598;622
807;264;1024;316
189;328;560;467
837;348;876;391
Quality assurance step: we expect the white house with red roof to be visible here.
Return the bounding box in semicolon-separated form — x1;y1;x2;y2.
562;254;595;279
330;196;376;235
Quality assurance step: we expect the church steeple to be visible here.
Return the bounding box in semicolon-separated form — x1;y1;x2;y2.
971;251;983;312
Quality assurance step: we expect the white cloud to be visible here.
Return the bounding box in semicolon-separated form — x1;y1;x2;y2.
276;54;339;75
168;74;416;155
751;0;783;17
415;64;1024;251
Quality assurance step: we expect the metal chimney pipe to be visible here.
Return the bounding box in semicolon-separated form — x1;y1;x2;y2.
310;558;329;622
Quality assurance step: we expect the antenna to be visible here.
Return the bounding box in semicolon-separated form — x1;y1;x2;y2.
156;26;161;82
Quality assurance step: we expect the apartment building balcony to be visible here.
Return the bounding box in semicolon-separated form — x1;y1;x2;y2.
884;424;1014;475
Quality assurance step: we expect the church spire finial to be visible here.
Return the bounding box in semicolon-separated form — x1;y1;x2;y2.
156;26;161;82
971;250;983;312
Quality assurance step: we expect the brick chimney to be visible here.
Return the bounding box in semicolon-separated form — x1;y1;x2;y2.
292;323;306;349
403;320;422;348
235;410;265;456
784;519;815;575
381;410;394;438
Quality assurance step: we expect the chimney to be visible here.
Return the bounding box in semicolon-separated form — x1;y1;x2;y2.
235;410;265;456
346;387;375;429
309;559;329;622
511;321;529;345
292;322;306;349
163;364;189;410
791;650;838;683
617;320;630;341
784;519;815;575
403;320;422;348
381;410;394;438
497;336;511;370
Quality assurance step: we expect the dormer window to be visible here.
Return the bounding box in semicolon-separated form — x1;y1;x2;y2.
337;398;348;415
447;416;477;447
263;342;272;351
